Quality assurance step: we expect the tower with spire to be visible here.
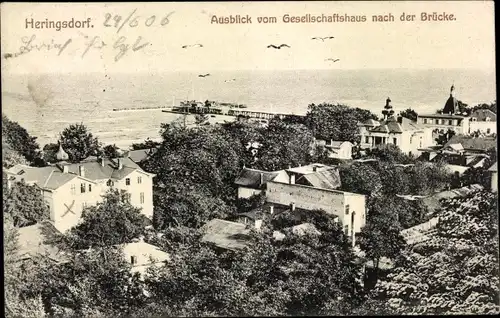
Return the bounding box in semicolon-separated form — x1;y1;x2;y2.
382;97;394;120
443;84;458;114
55;142;69;162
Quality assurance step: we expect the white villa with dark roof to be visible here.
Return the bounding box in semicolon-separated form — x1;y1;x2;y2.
469;109;497;135
358;98;433;155
5;145;155;233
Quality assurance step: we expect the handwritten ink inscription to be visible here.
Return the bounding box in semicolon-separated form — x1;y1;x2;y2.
3;9;175;62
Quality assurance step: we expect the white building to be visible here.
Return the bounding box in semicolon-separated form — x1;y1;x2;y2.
324;140;354;160
358;99;433;156
5;151;155;233
122;241;170;276
469;109;497;135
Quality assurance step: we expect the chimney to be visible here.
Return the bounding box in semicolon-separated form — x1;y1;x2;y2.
386;97;391;107
78;165;85;177
269;205;274;215
117;158;123;170
62;165;69;173
290;202;296;211
289;174;295;184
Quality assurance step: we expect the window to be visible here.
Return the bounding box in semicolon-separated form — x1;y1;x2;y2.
80;183;86;193
126;178;131;186
137;176;142;184
88;184;92;192
365;136;369;144
472;118;477;122
345;205;350;215
130;255;137;265
71;184;76;195
393;138;397;145
125;193;132;203
107;180;114;187
344;225;349;236
448;120;453;125
423;118;428;124
487;128;491;134
140;192;145;204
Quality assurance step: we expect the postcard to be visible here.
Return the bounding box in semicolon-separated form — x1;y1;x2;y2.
2;1;498;317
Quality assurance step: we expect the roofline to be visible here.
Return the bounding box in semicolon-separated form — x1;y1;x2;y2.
267;180;366;198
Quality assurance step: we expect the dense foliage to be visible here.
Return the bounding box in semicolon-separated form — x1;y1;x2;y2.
3;180;51;227
399;108;418;122
2;115;41;163
59;123;101;162
374;190;499;315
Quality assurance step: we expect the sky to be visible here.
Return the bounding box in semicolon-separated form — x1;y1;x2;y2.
0;1;496;74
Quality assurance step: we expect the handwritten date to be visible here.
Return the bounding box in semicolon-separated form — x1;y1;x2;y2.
103;9;175;33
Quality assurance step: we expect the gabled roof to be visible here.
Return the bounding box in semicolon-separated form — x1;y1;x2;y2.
489;162;497;172
328;141;353;149
122;241;170;267
444;135;497;152
128;148;157;163
470;109;497;121
16;221;68;263
6;165;84;190
62;157;143;181
366;116;425;134
234;168;279;189
297;168;342;190
201;219;252;251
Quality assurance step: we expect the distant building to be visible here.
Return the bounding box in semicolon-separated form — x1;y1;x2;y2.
417;85;471;135
469;109;497;135
5;152;155;233
15;221;68;265
201;218;253;251
489;162;497;192
266;181;366;246
127;148;157;164
234;163;341;199
322;140;354;160
443;135;496;154
358;98;433;156
122;241;170;276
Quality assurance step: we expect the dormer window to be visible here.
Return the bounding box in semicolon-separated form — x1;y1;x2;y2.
485;117;491;121
472;118;477;122
106;180;114;187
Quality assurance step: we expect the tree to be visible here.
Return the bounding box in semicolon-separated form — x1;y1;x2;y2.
3;180;51;227
339;162;383;197
374;190;499;315
130;138;160;151
153;186;234;230
399;108;418;122
435;128;456;145
2;115;41;163
66;189;149;249
2;141;27;168
256;119;316;171
4;219;47;318
194;113;209;126
305;103;378;143
366;144;413;164
59;123;101;163
41;143;60;164
102;144;120;159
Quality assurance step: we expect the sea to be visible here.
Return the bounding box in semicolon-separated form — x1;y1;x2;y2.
2;69;496;149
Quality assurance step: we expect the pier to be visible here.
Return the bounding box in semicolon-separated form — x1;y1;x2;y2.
162;106;302;120
112;106;173;112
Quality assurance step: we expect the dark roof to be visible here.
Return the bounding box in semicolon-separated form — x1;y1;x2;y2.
201;219;252;251
443;95;458;114
128;148;157;163
234;168;279;189
418;113;466;119
6;165;82;190
444;135;497;152
296;168;342;190
470;109;497;121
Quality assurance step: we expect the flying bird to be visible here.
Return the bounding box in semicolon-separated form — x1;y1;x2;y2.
394;163;415;168
267;44;290;49
396;194;429;200
224;78;236;83
312;36;335;41
182;44;203;49
198;73;210;78
354;158;377;163
325;58;340;62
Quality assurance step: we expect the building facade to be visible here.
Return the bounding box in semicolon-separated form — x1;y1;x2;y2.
417;85;471;135
469;109;497;135
5;155;155;233
358;98;433;156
